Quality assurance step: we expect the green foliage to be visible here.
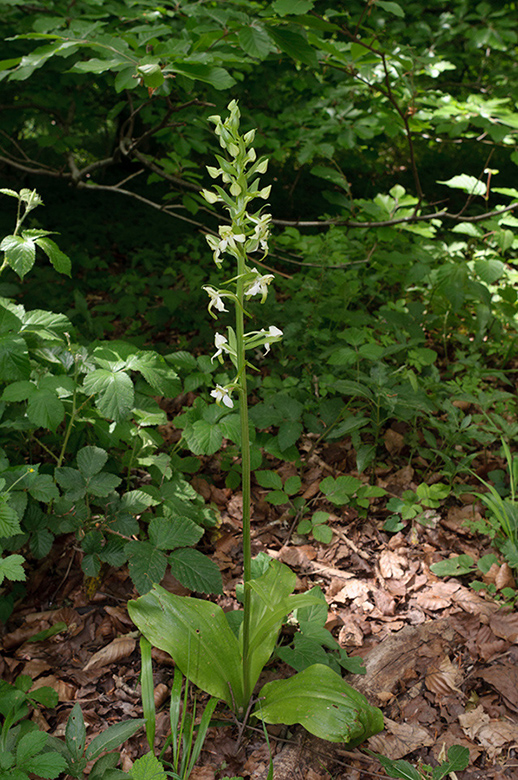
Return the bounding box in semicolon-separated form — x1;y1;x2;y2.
129;104;383;749
370;744;469;780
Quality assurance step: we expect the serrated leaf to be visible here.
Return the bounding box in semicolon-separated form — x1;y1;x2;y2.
28;473;59;502
149;515;204;550
1;380;35;402
0;335;30;380
27;389;64;431
255;470;283;490
277;420;303;451
373;753;422;780
256;664;383;745
87;471;121;497
55;467;87;500
429;555;475;576
30;528;53;558
265;490;289;506
474;258;505;284
0;501;21;537
120;490;158;513
238;25;272;58
169;548;223;594
0;554;25;585
183;419;223;455
129;752;167;780
83;369;134;421
320;475;362;504
0;235;36;278
34;237;71;276
284;475;302;495
127;541;167;594
77;446;108;479
277;635;330;672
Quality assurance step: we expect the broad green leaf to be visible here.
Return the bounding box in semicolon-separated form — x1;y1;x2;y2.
255;470;283;490
120;490;158;513
29;686;59;707
238;26;272;58
65;702;86;763
169;548;223;594
128;586;244;708
137;62;165;89
284;475;302;495
245;560;320;693
277;420;303;451
0;335;30;380
437;174;485;197
0;554;25;585
277;635;330;672
372;753;422;780
0;303;22;335
17;732;67;778
27;389;64;431
85;719;145;762
474;258;505;284
256;664;384;745
77;446;108;479
320;475;362;504
183;419;223;455
27;473;59;502
376;0;405;17
430;555;475;576
30;528;53;558
130;752;167;780
149;515;204;550
266;26;318;67
83;369;134;421
126;541;167;594
88;471;121;497
0;501;21;537
55;467;87;500
272;0;314;16
34;237;71;276
435;745;470;777
169;62;235;89
1;380;35;402
0;235;35;278
21;309;71;341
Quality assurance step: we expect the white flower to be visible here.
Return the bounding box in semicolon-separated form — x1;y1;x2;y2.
203;286;228;316
212;332;230;362
244;269;275;302
211;385;234;408
262;325;283;354
207;225;247;266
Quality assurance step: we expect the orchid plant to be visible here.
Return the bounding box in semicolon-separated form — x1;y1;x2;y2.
128;101;383;747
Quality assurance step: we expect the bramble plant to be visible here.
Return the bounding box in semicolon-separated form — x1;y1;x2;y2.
129;101;383;747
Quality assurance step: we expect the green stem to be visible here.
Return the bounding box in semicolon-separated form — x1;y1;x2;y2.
236;243;252;707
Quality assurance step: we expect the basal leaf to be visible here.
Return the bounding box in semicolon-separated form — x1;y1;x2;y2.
85;719;145;762
128;585;244;708
256;664;384;745
130;751;167;780
169;547;223;594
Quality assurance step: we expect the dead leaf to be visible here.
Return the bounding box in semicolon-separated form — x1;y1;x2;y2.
378;550;407;579
425;655;463;696
83;635;137;671
367;716;434;759
478;663;518;713
384;428;405;455
489;611;518;643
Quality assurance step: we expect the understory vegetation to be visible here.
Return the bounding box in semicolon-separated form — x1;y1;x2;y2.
1;0;518;778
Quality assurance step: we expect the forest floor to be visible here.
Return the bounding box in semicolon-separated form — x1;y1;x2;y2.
2;425;518;780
